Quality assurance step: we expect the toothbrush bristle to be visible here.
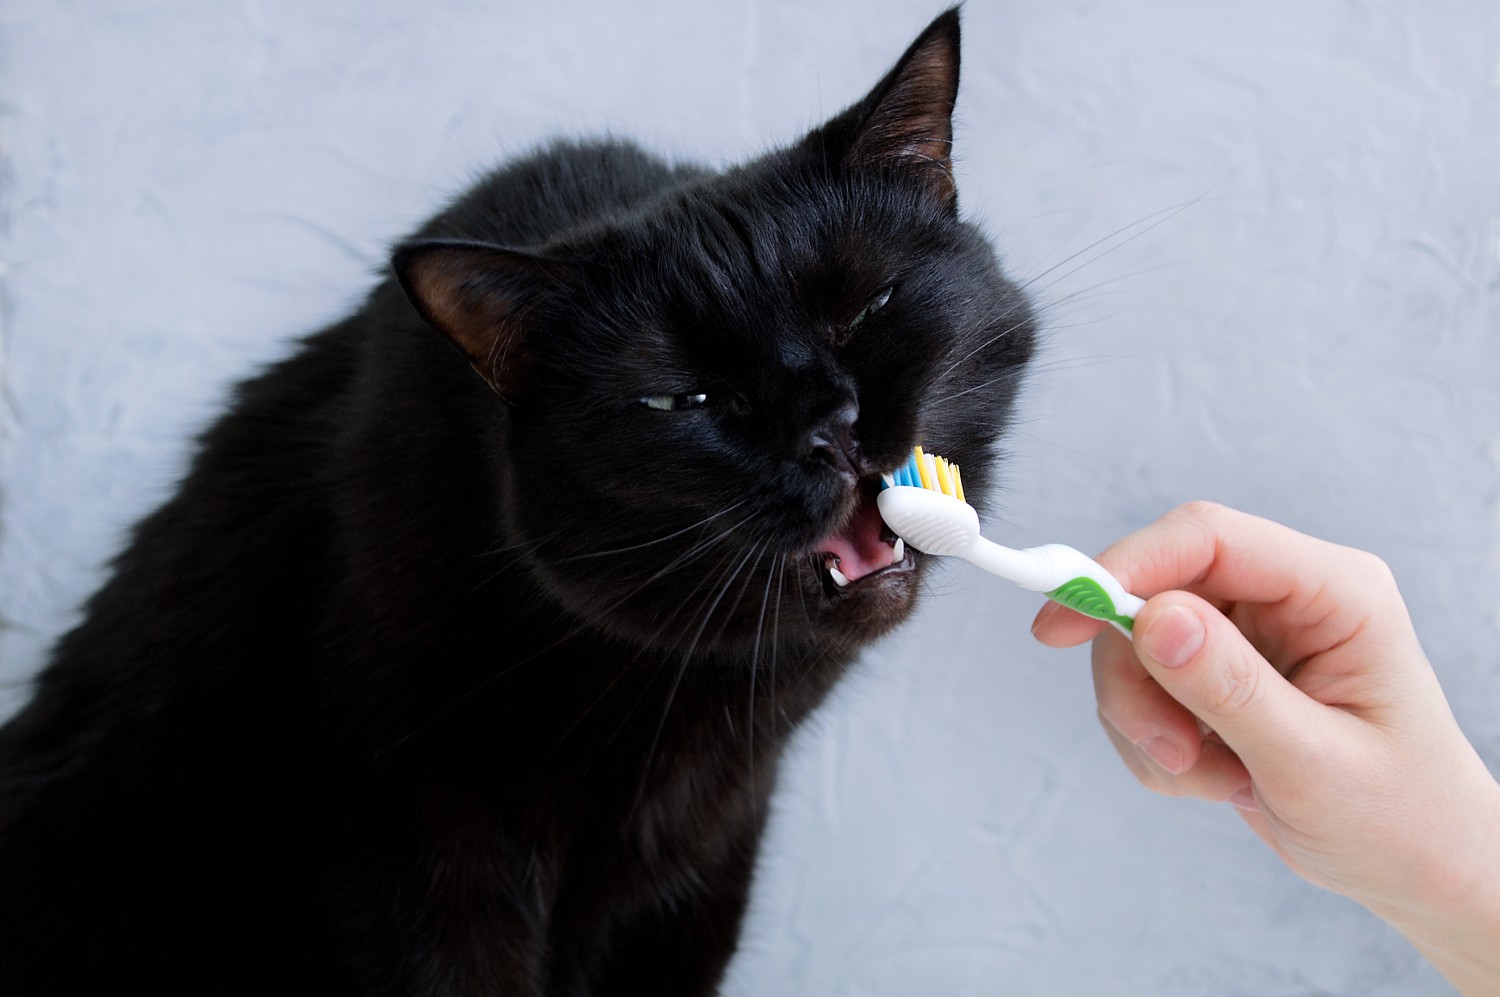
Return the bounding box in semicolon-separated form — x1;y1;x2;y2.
879;446;965;501
935;456;953;496
914;446;934;491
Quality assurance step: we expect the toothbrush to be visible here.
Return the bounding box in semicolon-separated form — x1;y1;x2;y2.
877;447;1146;638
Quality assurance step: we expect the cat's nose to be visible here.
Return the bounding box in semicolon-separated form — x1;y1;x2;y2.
804;403;861;477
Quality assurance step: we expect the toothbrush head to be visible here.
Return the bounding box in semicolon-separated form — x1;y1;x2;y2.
877;447;980;557
884;446;965;500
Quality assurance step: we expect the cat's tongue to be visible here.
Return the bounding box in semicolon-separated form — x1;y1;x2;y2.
816;491;899;584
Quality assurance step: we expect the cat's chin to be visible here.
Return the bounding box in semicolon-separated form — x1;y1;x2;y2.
799;545;922;646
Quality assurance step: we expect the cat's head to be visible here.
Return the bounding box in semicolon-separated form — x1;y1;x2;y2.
394;10;1035;657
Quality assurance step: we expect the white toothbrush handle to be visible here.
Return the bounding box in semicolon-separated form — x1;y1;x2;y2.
960;535;1050;582
963;538;1146;639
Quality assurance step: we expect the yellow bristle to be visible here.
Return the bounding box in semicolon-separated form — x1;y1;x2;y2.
952;464;965;503
914;446;934;490
935;456;954;497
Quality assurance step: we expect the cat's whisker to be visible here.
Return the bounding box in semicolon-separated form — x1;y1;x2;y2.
470;527;567;561
1016;177;1230;301
769;557;786;744
462;531;568;599
1014;196;1200;293
702;539;776;653
777;641;828;720
583;510;765;613
630;539;764;817
525;510;757;635
558;513;770;668
624;542;749;662
930;198;1214;405
928;367;1037;407
930;306;1139;407
551;498;752;563
1034;258;1193;310
929;313;1031;387
595;537;760;756
1028;314;1132;335
777;557;818;732
378;516;767;759
746;546;782;794
1026;354;1132;375
544;506;764;627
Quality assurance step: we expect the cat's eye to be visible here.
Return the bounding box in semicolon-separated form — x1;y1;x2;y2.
640;393;709;412
848;286;894;330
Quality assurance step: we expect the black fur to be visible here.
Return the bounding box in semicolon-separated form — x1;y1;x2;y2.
0;11;1034;995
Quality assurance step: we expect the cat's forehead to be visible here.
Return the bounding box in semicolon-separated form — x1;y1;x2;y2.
614;171;930;315
540;162;960;387
672;167;923;256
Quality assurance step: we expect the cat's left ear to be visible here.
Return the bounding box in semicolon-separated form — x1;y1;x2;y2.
393;239;565;396
812;8;961;210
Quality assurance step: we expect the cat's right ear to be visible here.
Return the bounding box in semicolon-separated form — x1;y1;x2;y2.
807;8;962;211
392;240;563;396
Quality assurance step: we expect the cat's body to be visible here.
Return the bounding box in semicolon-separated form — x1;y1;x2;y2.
0;12;1035;995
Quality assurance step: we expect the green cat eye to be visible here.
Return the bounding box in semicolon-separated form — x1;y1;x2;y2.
640;393;709;411
849;286;894;329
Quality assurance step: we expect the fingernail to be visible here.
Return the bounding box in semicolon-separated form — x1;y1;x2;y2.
1140;605;1205;669
1228;786;1259;812
1140;736;1185;774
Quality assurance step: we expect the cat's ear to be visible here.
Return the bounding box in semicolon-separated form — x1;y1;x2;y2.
813;8;961;209
392;240;564;396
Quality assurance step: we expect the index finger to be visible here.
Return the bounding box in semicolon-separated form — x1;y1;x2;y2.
1032;501;1403;662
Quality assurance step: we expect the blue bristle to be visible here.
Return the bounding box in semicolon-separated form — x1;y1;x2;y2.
882;452;925;490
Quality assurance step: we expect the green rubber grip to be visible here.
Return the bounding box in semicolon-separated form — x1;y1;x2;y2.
1046;576;1136;632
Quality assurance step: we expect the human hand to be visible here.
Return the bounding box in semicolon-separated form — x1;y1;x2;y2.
1031;503;1500;993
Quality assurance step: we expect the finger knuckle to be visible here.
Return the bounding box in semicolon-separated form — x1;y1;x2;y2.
1096;706;1145;748
1143;771;1186;798
1350;549;1397;593
1122;750;1174;794
1203;648;1261;719
1169;499;1229;528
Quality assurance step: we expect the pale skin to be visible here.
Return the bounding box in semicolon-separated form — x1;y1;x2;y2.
1030;502;1500;995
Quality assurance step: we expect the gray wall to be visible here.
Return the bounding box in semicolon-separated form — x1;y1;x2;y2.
3;1;1497;993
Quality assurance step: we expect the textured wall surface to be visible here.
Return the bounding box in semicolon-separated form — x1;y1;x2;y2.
3;1;1498;993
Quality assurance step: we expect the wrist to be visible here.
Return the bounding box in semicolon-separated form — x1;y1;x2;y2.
1372;772;1500;995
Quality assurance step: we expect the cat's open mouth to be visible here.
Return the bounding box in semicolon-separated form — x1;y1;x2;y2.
811;476;912;598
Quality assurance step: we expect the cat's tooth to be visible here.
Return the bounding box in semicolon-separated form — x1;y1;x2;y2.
829;564;851;588
892;537;905;563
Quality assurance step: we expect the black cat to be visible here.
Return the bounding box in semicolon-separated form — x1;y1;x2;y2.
0;10;1034;995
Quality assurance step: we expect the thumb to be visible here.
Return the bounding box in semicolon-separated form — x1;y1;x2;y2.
1132;592;1322;774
